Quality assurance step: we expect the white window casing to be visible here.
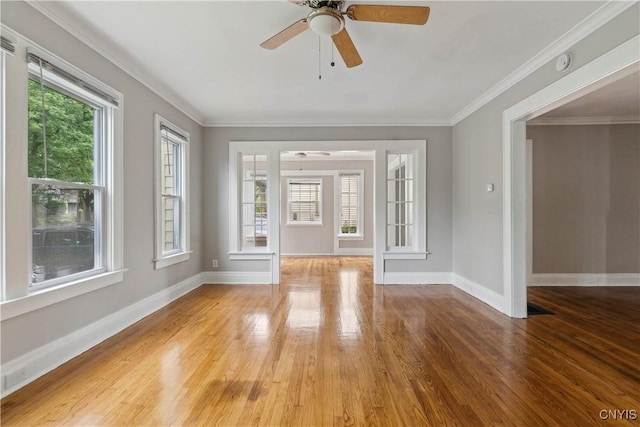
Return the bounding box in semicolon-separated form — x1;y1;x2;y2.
287;178;323;225
1;30;124;319
337;172;364;239
153;114;190;269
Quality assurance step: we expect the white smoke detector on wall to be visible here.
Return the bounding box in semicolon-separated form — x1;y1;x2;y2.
555;53;572;72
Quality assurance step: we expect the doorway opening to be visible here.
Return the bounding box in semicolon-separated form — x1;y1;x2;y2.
503;35;639;317
229;139;427;286
279;150;374;258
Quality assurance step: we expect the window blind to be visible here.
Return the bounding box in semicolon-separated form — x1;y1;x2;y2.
289;181;321;222
0;36;15;55
340;175;358;231
160;124;187;142
27;52;119;107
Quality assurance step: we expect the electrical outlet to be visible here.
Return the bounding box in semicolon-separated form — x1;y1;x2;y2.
212;259;218;268
4;367;26;390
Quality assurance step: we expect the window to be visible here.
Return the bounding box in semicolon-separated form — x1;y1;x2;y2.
387;153;414;249
27;51;119;288
242;154;268;248
154;115;190;269
0;36;10;296
287;179;322;224
338;173;362;236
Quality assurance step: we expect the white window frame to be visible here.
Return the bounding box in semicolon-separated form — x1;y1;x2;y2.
153;114;190;269
0;49;6;300
0;35;124;320
27;67;110;290
337;171;364;239
241;165;268;250
386;153;414;251
286;178;323;226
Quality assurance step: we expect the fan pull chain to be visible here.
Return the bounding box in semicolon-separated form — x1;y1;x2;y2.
331;42;335;67
318;36;322;80
331;18;335;67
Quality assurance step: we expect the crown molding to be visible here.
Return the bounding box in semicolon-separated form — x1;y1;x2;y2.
202;119;453;128
451;1;637;126
27;1;205;126
527;115;640;126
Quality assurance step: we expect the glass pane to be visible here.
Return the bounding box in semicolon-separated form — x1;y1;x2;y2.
28;79;98;184
385;202;412;226
386;225;397;248
162;196;180;252
340;175;358;234
387;154;400;179
255;179;267;200
243;203;256;226
242;180;255;200
243;225;267;247
240;153;268;249
243;225;256;248
387;180;398;202
387;202;396;226
387;224;413;248
31;184;96;283
161;138;179;195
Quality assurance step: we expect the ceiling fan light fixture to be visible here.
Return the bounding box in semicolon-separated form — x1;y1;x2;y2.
308;8;344;36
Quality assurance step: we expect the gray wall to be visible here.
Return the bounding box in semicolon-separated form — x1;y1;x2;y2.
281;174;334;255
280;159;374;255
203;126;453;273
528;124;640;274
452;4;640;293
1;2;203;363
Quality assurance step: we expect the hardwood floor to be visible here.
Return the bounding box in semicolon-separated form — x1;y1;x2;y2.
2;257;639;426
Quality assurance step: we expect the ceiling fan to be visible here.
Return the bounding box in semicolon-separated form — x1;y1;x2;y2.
260;1;430;68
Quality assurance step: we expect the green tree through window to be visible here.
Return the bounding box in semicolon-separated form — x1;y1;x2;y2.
28;79;95;184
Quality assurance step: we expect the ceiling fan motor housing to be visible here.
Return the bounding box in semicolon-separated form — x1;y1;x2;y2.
308;7;345;36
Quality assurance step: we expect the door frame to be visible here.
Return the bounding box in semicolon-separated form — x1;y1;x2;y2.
502;35;639;318
229;139;428;285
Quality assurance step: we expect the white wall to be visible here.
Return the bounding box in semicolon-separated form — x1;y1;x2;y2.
1;2;203;364
452;5;640;295
203;126;453;274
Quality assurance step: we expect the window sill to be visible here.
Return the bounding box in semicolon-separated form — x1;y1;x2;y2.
338;234;364;240
154;251;192;270
229;252;275;261
286;222;324;226
1;270;126;321
383;251;429;260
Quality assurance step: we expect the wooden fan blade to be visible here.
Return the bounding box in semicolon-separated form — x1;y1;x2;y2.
331;28;363;68
346;5;430;25
260;19;308;50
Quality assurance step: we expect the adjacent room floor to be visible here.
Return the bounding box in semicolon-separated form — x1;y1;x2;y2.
1;257;638;426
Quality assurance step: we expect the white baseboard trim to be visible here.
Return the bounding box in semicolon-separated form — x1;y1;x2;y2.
383;272;452;285
1;272;205;398
201;271;271;285
530;273;640;286
452;274;506;314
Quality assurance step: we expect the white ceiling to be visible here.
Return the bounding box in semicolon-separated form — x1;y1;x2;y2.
36;1;609;126
539;70;640;119
281;150;374;160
